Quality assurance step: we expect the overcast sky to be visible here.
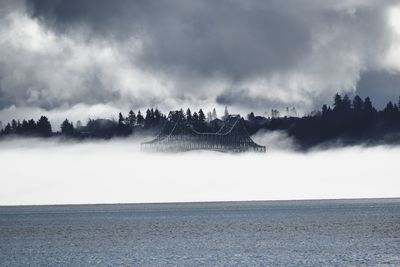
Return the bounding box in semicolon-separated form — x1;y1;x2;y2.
1;0;400;124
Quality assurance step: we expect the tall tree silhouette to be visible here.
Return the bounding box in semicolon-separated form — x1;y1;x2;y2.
144;109;154;128
352;95;364;113
333;93;342;112
154;108;161;125
3;123;12;135
36;116;52;137
198;109;206;123
342;95;351;112
136;110;144;126
363;97;376;116
321;104;330;116
192;111;199;124
126;110;136;128
186;108;192;122
247;112;255;121
61;119;74;136
116;112;131;135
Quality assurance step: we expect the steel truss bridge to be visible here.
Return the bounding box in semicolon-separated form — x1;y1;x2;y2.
141;115;266;153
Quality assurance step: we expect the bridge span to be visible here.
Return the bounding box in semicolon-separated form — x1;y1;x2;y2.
141;115;266;153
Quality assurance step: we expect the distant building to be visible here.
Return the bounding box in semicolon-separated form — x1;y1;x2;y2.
141;115;265;153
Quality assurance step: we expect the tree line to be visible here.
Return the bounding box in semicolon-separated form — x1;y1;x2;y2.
0;107;224;139
244;94;400;149
0;116;52;137
1;94;400;149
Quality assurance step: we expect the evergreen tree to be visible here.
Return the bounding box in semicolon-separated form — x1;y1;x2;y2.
352;95;364;112
154;109;161;125
126;110;136;127
61;119;74;136
195;109;206;131
333;93;342;111
364;97;375;114
116;112;131;136
11;119;18;134
168;110;185;122
398;96;400;110
384;101;395;112
342;95;351;111
248;112;255;121
136;110;144;126
186;108;192;122
118;112;125;125
4;123;11;135
27;119;37;134
322;104;329;116
36;116;52;137
145;109;152;127
394;104;399;114
21;120;29;133
192;112;199;123
198;109;206;123
383;102;397;119
15;120;22;134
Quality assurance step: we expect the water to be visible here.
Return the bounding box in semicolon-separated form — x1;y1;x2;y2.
1;199;399;266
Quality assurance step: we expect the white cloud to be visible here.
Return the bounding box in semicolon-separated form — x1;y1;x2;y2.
0;7;175;111
383;5;400;72
0;139;399;205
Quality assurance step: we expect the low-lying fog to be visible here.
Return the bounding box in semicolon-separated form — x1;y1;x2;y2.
0;133;399;205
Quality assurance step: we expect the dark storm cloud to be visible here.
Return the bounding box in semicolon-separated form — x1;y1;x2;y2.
27;0;312;80
0;0;399;117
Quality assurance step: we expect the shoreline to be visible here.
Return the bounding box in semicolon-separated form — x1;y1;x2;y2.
1;197;399;209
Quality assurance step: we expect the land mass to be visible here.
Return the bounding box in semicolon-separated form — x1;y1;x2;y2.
1;93;400;150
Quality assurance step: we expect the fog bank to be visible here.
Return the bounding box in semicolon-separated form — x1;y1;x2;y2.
0;138;399;205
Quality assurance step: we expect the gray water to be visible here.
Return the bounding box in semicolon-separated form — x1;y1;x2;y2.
1;199;399;266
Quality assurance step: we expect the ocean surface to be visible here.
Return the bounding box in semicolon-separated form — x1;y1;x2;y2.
0;199;399;266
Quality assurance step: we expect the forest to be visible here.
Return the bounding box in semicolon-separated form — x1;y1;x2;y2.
1;93;400;150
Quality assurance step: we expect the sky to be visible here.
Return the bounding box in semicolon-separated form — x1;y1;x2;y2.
1;0;400;126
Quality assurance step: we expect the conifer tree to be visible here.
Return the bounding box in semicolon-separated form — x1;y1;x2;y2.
186;108;192;122
248;112;255;121
37;116;52;137
352;95;364;112
192;111;199;122
333;93;342;111
198;109;206;123
136;110;144;126
61;119;74;136
126;110;136;127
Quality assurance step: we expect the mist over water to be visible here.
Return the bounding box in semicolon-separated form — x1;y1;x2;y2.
0;136;399;205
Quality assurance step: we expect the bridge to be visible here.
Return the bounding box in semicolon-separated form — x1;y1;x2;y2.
141;115;266;153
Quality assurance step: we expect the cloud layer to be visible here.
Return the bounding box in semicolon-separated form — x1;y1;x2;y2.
1;0;400;123
1;138;399;205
